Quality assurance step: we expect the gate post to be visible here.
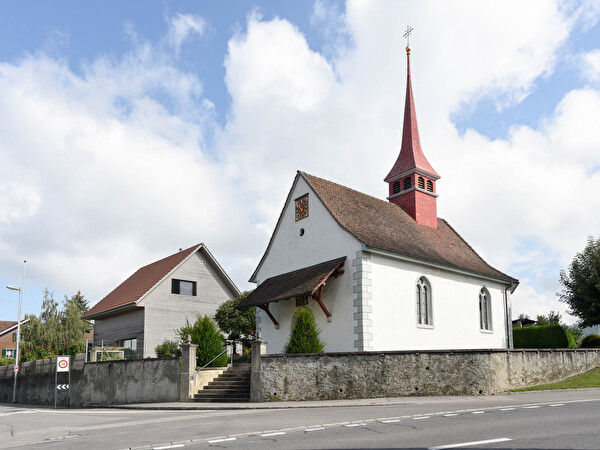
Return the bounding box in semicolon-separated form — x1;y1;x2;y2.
179;335;197;402
250;331;267;402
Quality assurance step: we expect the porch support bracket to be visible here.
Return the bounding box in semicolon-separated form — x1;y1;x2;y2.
258;304;279;329
311;285;332;322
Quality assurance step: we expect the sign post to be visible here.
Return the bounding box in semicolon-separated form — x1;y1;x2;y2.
55;356;70;409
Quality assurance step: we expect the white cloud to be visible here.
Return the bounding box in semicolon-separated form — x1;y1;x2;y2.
580;49;600;82
166;13;208;57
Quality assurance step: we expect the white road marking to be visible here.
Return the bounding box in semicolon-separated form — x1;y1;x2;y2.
523;405;541;409
381;419;402;423
443;413;458;417
154;445;184;450
413;416;431;420
207;437;236;443
550;403;564;407
0;410;36;416
471;411;484;414
260;432;285;437
344;423;366;427
305;427;325;432
429;437;512;449
500;408;515;411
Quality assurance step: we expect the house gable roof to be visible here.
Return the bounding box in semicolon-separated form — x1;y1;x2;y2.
251;171;517;287
0;319;29;336
83;244;240;320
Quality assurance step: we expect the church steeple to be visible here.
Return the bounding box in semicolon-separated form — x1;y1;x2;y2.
384;40;440;228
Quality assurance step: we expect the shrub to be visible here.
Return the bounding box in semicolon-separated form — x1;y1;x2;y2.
155;339;182;358
284;308;325;354
580;334;600;348
177;315;228;367
0;356;15;366
513;324;576;348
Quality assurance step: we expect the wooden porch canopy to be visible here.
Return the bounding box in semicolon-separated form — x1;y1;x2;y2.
237;257;346;328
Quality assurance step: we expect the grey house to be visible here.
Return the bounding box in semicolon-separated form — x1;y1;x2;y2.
83;243;240;358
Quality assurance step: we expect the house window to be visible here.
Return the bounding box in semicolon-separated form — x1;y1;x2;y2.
172;279;197;296
426;180;433;192
403;177;412;190
2;349;15;358
479;288;492;331
416;277;433;326
393;181;401;194
122;338;137;359
418;177;425;189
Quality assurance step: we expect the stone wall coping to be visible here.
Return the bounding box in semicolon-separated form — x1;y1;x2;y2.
85;357;178;365
263;348;600;358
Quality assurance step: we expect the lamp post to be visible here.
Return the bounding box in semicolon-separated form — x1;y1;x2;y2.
7;260;26;403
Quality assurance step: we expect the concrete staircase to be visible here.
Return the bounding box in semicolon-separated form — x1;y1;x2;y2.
192;362;251;402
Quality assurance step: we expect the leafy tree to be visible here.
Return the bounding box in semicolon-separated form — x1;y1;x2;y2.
284;308;325;354
214;291;255;346
21;289;88;361
155;339;182;358
177;315;228;367
536;311;562;326
559;236;600;327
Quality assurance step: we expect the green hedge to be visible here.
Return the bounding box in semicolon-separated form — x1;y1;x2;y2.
580;334;600;348
513;324;576;349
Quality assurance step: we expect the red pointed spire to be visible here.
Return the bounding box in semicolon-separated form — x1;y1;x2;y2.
385;48;439;182
385;45;440;228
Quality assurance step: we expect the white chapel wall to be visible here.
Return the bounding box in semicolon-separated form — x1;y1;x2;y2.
255;176;362;354
368;253;509;350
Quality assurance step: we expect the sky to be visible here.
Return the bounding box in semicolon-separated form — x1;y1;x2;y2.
0;0;599;326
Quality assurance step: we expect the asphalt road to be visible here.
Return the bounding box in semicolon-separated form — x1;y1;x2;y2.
1;389;600;449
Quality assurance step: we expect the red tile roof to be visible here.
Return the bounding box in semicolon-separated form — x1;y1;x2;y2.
251;172;517;287
83;244;202;319
0;321;17;334
239;258;346;308
302;172;516;284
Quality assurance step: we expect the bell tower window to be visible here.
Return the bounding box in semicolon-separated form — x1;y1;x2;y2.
393;182;401;194
418;177;424;189
426;180;433;192
403;177;412;190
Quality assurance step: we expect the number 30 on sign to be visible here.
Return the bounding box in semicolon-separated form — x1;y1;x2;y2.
56;356;70;372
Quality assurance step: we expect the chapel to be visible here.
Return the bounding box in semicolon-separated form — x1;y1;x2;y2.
239;44;519;354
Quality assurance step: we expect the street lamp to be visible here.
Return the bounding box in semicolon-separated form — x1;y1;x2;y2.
6;260;26;403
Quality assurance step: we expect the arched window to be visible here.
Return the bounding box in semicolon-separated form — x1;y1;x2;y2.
426;180;433;192
418;177;424;189
479;288;492;331
403;177;412;190
416;277;433;326
393;181;401;194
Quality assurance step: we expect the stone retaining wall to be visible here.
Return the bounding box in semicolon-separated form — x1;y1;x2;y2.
258;349;600;401
0;355;181;406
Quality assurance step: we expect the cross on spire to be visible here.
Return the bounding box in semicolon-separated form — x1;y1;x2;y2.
403;25;414;48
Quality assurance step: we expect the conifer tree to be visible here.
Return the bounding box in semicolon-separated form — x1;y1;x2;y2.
177;315;228;367
284;308;325;354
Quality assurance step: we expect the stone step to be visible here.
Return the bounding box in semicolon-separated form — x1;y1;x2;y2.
191;397;250;403
194;390;249;398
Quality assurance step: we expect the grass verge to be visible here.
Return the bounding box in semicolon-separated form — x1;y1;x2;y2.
511;367;600;392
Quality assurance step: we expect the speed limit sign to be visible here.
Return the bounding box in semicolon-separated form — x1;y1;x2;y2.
56;356;70;372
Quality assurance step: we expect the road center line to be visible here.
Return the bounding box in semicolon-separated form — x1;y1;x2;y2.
549;403;564;407
429;437;512;449
381;419;402;423
305;427;325;432
207;437;236;443
471;411;484;414
260;432;285;437
500;408;515;411
413;416;431;420
443;413;457;417
344;423;366;427
154;445;185;450
523;406;541;409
